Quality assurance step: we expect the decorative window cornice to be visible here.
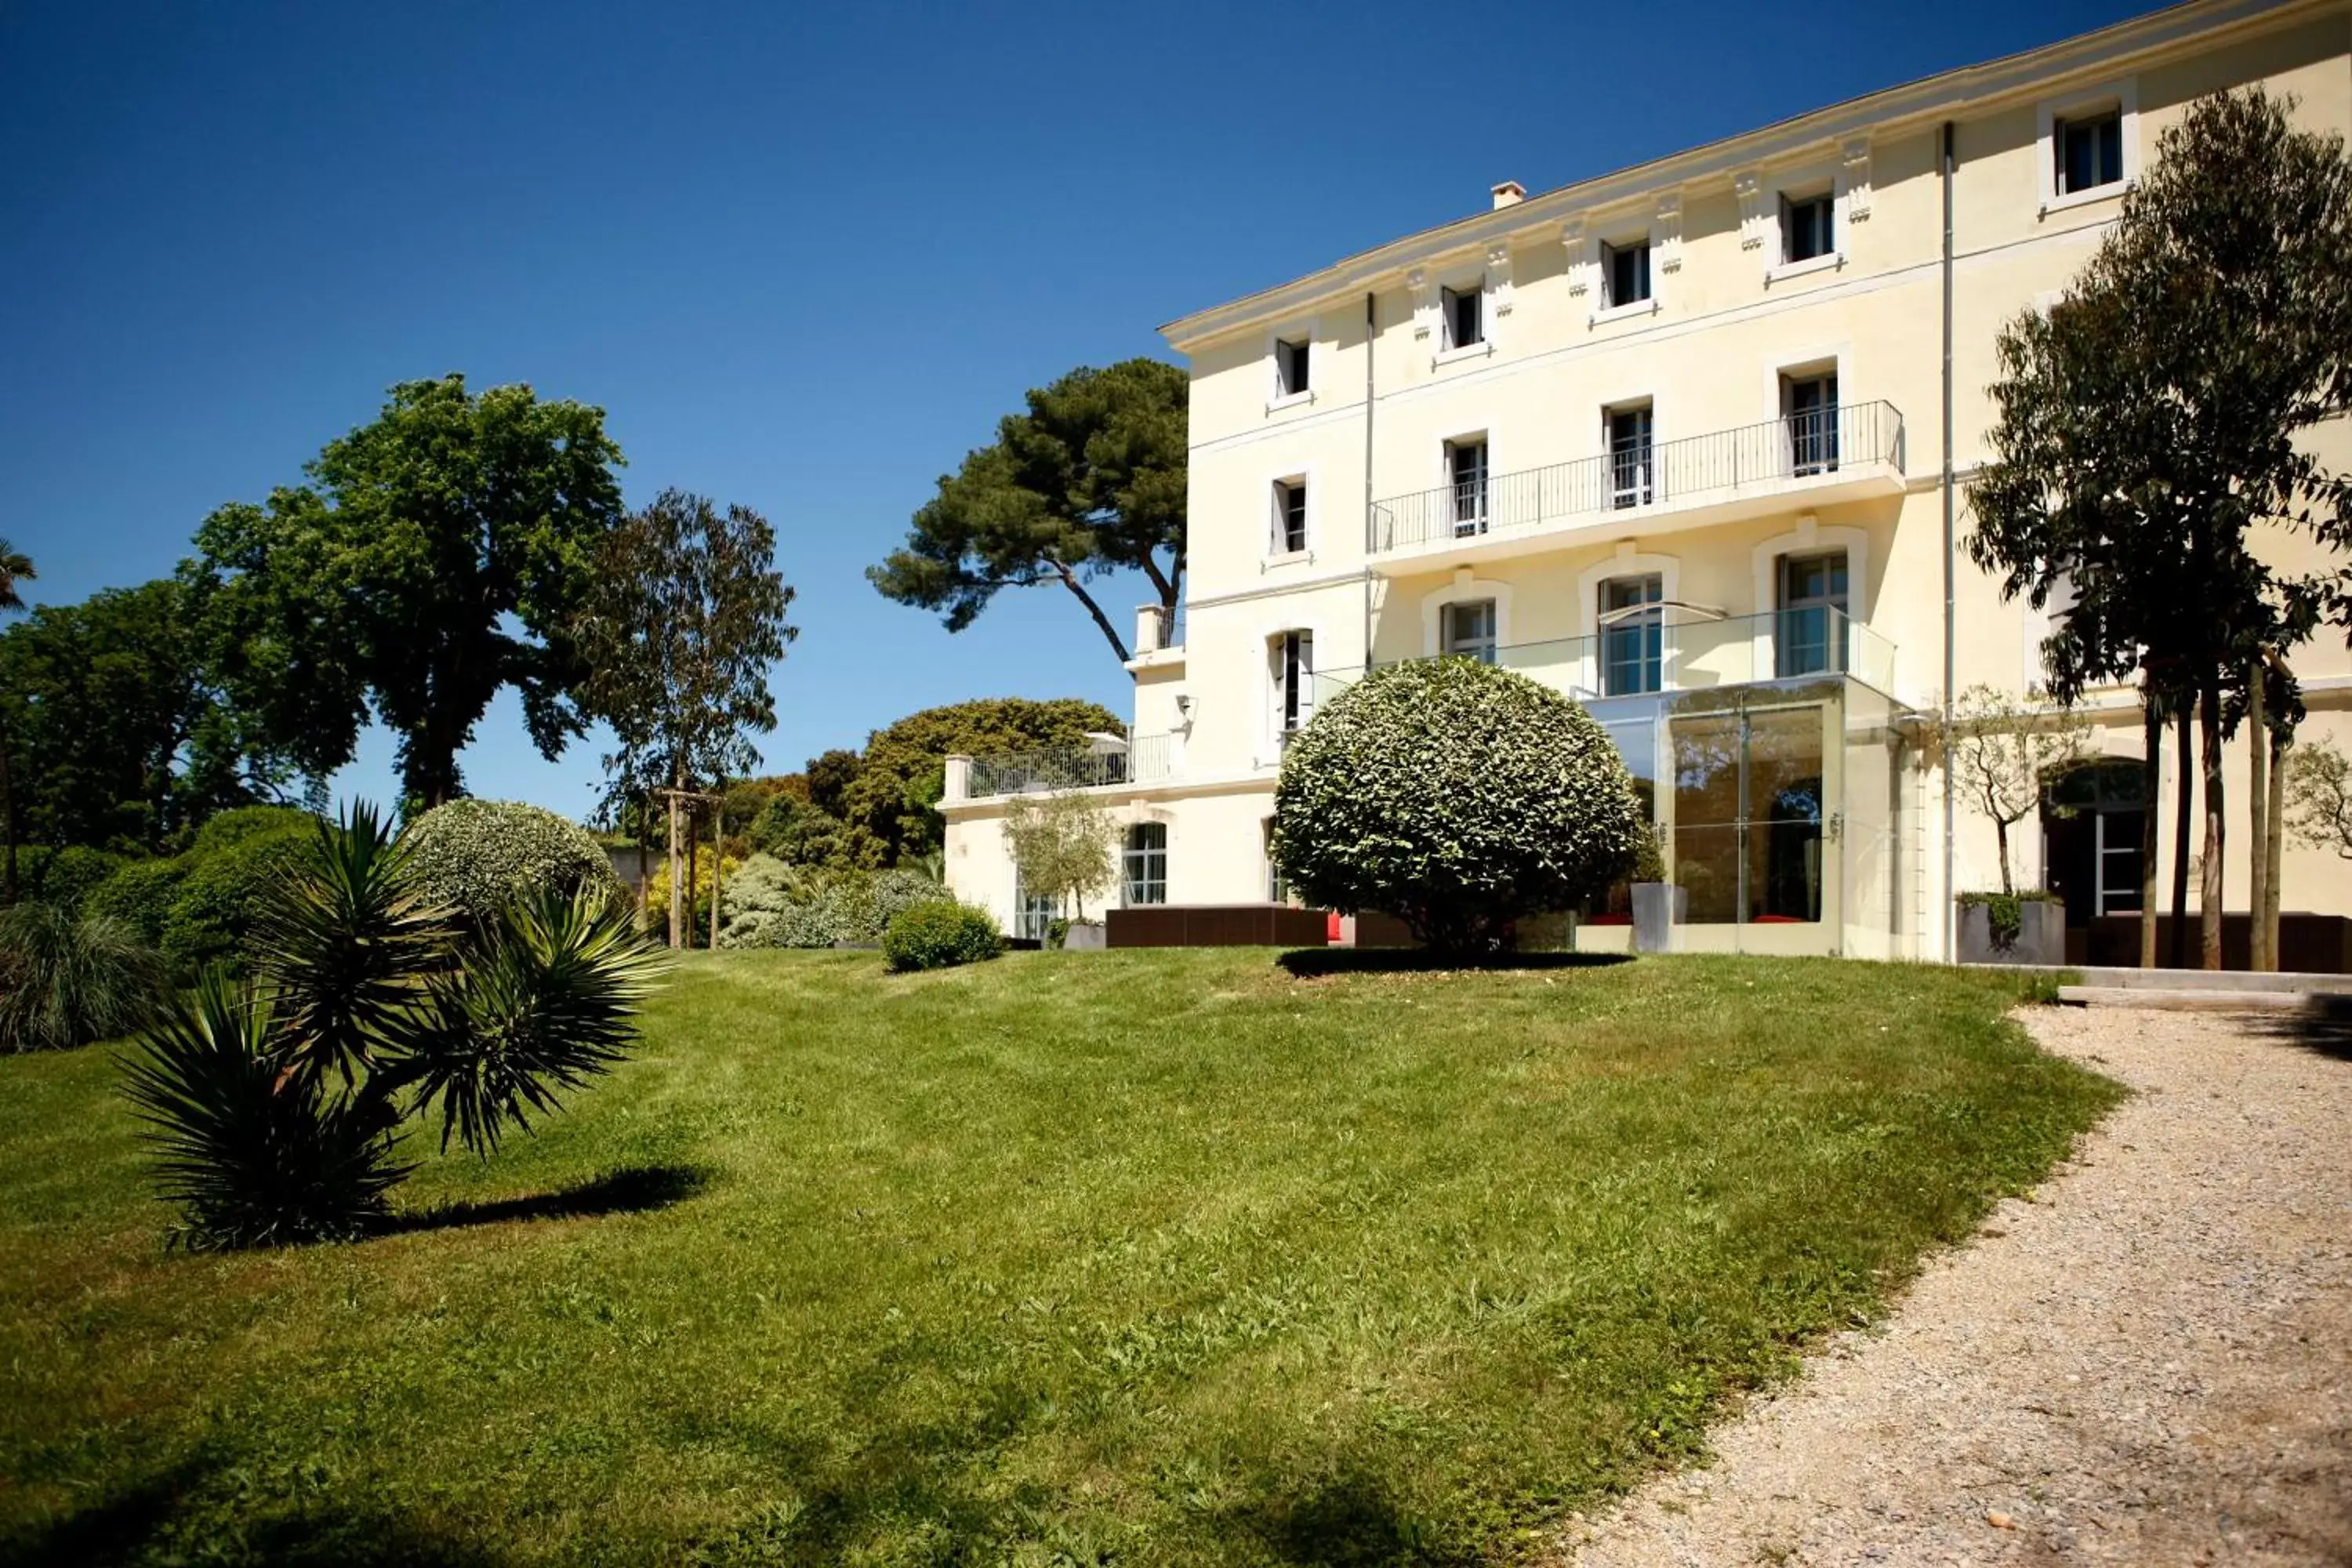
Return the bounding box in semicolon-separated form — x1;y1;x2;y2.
1842;137;1874;222
1734;170;1766;249
1654;191;1684;273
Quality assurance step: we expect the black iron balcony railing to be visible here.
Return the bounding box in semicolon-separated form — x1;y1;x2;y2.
1368;401;1905;555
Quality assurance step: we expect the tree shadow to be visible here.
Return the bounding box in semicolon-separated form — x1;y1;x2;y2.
2238;996;2352;1064
1212;1472;1482;1567
0;1459;506;1568
1277;948;1634;979
384;1162;710;1236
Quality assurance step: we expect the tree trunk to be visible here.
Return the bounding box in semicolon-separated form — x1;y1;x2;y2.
2265;726;2288;971
0;717;16;906
2138;687;2160;971
636;820;651;936
2170;695;2194;970
666;777;683;951
2249;666;2267;972
1994;816;2013;898
709;804;723;950
2198;675;2225;971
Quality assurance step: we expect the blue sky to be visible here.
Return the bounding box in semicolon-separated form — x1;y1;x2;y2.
1;0;2146;819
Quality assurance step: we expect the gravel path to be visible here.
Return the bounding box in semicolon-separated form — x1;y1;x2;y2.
1559;1004;2352;1568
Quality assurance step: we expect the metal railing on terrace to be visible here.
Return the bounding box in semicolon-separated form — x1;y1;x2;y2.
1368;401;1905;555
966;731;1175;799
1308;606;1897;710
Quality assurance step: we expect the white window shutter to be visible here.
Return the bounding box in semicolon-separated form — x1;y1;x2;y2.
1295;633;1316;724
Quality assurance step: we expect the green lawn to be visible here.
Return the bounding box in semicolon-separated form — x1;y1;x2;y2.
0;949;2118;1567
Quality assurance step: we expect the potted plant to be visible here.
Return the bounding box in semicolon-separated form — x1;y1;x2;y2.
1949;684;2088;965
1004;790;1115;952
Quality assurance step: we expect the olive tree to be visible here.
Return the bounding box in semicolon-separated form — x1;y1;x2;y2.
1002;789;1116;924
2285;736;2352;859
1949;684;2091;896
1271;659;1645;955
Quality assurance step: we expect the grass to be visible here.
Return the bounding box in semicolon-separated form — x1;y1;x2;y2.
0;949;2121;1566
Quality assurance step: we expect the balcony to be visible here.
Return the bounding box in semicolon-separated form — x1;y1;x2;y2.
1367;402;1905;571
1309;606;1899;710
958;731;1177;802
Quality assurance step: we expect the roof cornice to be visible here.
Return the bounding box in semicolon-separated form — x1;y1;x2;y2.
1159;0;2336;351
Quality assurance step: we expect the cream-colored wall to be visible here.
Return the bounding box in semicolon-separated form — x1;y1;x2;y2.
1008;3;2352;956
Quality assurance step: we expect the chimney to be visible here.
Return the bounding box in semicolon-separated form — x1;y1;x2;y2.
1490;180;1526;210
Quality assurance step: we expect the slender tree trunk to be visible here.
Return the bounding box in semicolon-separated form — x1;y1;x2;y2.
637;814;651;936
2249;666;2268;972
2138;687;2160;971
2198;675;2226;971
0;718;16;906
710;804;723;950
1049;563;1133;664
666;773;683;951
1994;816;2013;897
2170;696;2194;970
2265;726;2288;971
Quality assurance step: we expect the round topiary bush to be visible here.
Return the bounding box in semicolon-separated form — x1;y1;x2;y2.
401;800;623;924
86;858;190;948
881;900;1004;973
1270;658;1646;954
162;818;320;974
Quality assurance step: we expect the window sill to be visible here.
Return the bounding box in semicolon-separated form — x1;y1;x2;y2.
1766;251;1843;286
1589;298;1659;327
2040;178;2131;218
1265;389;1316;415
1261;548;1316;572
1432;340;1494;368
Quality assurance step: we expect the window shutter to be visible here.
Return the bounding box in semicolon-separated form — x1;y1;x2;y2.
1295;633;1316;725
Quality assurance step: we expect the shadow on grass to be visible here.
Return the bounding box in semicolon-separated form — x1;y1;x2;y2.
1276;948;1634;979
386;1162;710;1236
0;1459;505;1568
1214;1472;1482;1567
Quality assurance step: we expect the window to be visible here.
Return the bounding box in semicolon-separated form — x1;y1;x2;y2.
1783;372;1839;476
1442;599;1497;664
1607;405;1653;509
1014;878;1058;943
1602;239;1651;308
1271;477;1308;554
1600;574;1663;696
1441;284;1484;350
2056;108;2124;196
1272;630;1314;746
1275;336;1311;397
1782;191;1834;264
1776;550;1849;677
1123;822;1167;906
1446;437;1489;535
1265;818;1290;905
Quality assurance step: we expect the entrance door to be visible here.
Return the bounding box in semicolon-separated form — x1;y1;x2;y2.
2042;761;2146;925
1776;550;1849;678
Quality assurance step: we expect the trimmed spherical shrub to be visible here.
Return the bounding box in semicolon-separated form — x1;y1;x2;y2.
162;819;319;974
188;805;317;856
86;858;190;948
401;800;622;924
1271;658;1646;954
882;900;1004;973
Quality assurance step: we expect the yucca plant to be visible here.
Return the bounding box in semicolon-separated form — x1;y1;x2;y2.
0;902;169;1052
118;806;664;1249
119;971;411;1250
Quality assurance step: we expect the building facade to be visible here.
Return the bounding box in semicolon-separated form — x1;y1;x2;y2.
944;0;2352;962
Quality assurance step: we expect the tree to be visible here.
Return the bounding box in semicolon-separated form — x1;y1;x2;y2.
0;537;31;902
2285;736;2352;859
572;490;797;949
869;359;1186;666
1968;89;2352;969
1271;659;1644;956
839;697;1124;868
189;376;628;808
1001;790;1116;925
1949;685;2090;896
0;579;294;862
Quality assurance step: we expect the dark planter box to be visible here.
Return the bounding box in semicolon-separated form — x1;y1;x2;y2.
1957;898;2064;966
1062;920;1107;951
2074;912;2352;973
1107;904;1330;949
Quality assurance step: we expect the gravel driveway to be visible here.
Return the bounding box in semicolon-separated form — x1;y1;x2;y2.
1559;1004;2351;1567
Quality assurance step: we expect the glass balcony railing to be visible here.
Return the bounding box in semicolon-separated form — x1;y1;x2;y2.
1367;401;1905;556
966;731;1176;799
1304;608;1896;712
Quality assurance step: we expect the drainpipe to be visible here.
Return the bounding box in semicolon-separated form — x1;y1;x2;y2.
1940;120;1958;964
1363;291;1376;672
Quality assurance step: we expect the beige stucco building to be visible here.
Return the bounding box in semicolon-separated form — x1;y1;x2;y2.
944;0;2352;962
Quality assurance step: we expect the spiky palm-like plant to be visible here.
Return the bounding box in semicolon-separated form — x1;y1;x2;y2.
0;903;168;1052
120;806;664;1248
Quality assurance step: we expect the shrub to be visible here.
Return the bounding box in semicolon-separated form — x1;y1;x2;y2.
882;900;1003;972
0;903;169;1052
31;846;131;917
189;805;318;857
86;858;191;947
720;860;942;949
401;799;623;925
748;795;851;869
1271;659;1646;954
162;819;318;974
